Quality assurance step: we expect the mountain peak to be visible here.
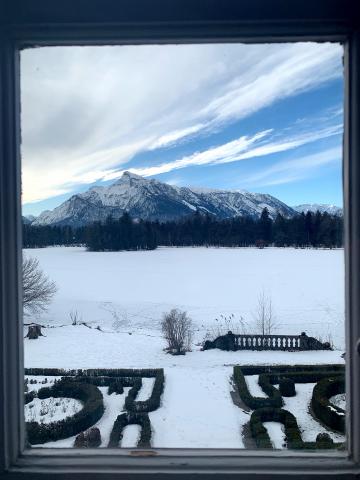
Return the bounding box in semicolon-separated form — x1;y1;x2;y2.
114;171;147;185
32;175;297;227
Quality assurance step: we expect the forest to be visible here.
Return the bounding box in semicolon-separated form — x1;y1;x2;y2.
23;208;343;251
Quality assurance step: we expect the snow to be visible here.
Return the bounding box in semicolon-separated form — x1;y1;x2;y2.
25;397;82;424
24;246;345;349
33;173;295;226
263;422;285;449
121;425;141;448
23;246;345;448
245;375;268;398
330;393;346;410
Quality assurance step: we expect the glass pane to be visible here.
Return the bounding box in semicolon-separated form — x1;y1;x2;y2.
21;43;345;450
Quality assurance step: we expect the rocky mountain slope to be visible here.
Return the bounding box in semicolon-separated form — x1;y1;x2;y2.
32;172;300;227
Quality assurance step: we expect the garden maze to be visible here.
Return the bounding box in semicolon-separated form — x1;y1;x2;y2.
24;368;164;448
234;364;345;450
24;364;345;449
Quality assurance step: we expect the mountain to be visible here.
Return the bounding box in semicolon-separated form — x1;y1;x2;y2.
292;204;343;216
22;215;37;225
32;171;297;227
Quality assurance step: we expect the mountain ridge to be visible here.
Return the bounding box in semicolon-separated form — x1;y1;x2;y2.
30;172;339;227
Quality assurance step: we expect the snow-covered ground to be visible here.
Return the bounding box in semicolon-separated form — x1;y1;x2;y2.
23;246;346;448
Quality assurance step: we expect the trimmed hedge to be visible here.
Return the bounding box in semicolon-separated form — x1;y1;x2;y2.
250;407;342;450
24;367;163;378
279;378;295;397
311;377;345;434
26;379;104;445
108;379;125;395
108;412;151;448
234;366;283;409
250;407;302;449
125;370;165;413
240;364;344;376
234;365;344;410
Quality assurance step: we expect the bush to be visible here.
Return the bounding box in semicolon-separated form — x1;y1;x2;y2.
26;380;104;445
311;376;345;433
279;378;296;397
161;308;192;355
108;413;151;448
24;391;36;405
74;427;101;448
316;433;334;448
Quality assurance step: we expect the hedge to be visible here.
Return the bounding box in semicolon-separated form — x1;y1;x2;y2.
240;365;344;376
311;376;345;434
234;366;283;409
234;365;344;410
108;412;151;448
24;367;163;378
26;379;104;445
250;407;342;450
125;370;165;413
24;391;36;405
250;407;302;449
279;378;296;397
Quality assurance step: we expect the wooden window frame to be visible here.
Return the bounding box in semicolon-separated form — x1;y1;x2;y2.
0;1;359;478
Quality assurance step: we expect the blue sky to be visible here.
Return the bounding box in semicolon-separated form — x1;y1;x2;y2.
21;43;343;216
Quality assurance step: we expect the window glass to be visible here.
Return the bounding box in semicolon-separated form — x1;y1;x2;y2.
21;43;345;450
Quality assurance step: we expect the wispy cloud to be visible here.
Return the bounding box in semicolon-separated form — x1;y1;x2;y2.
241;147;342;187
21;43;343;204
101;124;341;182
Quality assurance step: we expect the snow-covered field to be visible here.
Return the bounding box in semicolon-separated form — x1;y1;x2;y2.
23;246;346;448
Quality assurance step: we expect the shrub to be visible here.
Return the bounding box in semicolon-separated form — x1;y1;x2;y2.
161;308;192;355
26;380;104;445
74;427;101;448
279;378;296;397
108;413;151;448
24;391;36;405
316;433;334;448
311;376;345;433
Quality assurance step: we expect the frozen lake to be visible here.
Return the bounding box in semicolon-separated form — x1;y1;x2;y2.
24;246;345;350
24;246;345;449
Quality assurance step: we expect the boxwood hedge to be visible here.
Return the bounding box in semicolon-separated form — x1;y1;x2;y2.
26;379;104;445
250;407;342;450
311;376;345;433
108;412;151;448
234;366;283;409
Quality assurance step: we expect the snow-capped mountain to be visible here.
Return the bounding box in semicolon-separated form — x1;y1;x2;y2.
32;171;297;227
293;204;343;216
22;215;37;225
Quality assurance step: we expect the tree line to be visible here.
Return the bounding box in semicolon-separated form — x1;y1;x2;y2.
23;208;343;251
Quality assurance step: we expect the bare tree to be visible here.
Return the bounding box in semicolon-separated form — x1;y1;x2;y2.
253;290;278;336
23;256;57;316
161;308;193;355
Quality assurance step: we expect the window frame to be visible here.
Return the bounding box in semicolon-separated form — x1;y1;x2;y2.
0;1;359;478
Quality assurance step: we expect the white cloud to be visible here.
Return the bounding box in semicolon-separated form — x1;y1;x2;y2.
101;124;341;182
21;43;343;204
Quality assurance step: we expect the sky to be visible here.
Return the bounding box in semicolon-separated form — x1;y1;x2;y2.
21;43;344;217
